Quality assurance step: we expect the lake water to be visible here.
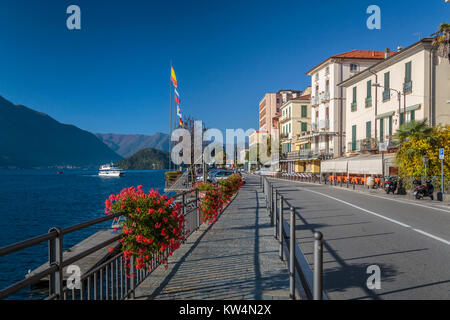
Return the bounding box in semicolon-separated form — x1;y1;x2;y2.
0;169;167;299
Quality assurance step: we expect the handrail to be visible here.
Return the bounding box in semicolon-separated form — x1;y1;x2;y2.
0;188;201;300
260;175;328;300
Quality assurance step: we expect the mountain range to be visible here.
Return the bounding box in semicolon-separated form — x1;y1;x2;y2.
0;96;122;168
95;133;169;158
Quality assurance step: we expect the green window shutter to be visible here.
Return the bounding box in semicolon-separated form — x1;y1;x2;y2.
367;80;372;98
384;72;390;89
301;105;307;118
400;113;404;125
405;62;412;83
388;116;392;135
352;125;357;151
301;122;307;132
366;121;371;138
380;119;384;142
410;110;415;121
353;87;357;102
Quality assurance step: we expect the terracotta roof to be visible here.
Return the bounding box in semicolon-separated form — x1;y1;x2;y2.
306;50;396;75
294;94;311;100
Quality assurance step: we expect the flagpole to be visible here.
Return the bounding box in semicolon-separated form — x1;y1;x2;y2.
169;60;173;171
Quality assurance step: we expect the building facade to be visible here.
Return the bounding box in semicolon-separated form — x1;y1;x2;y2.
306;50;393;159
339;38;450;156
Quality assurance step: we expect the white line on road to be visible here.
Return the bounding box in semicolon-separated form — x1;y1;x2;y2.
298;187;411;228
297;186;450;246
413;229;450;246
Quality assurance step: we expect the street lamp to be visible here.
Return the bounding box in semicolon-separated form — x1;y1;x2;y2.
372;83;406;126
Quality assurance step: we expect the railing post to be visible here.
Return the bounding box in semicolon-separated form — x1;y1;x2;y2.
274;190;278;239
130;257;136;299
270;184;274;226
279;195;284;261
195;189;200;229
314;232;323;300
48;227;63;300
289;207;296;300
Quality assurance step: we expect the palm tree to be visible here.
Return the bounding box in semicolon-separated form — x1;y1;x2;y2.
431;23;450;62
392;119;434;145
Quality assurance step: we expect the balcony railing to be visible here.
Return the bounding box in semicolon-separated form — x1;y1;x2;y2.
347;137;397;153
281;150;334;161
365;97;372;108
280;133;289;139
280;114;291;123
311;96;319;106
403;81;412;94
382;90;391;101
351;102;357;111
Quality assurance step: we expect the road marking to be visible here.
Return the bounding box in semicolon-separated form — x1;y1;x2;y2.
273;177;450;214
351;192;450;214
298;187;411;228
296;186;450;247
413;229;450;246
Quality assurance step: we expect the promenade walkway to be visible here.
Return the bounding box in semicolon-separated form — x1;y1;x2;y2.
133;175;290;300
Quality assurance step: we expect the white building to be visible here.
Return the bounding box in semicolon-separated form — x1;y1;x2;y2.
306;50;393;158
339;38;450;155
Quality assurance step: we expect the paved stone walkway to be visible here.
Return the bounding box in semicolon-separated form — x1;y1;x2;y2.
133;175;290;300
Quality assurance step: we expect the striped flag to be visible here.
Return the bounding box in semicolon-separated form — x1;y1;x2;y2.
177;105;182;118
170;65;177;88
179;118;183;127
174;88;181;105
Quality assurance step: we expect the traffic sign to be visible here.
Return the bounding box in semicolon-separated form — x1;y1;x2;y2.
439;148;445;160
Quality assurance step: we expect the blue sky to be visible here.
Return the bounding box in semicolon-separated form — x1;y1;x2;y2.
0;0;448;135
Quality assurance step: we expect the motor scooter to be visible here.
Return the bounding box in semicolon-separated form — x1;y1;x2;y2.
385;176;398;194
413;179;434;200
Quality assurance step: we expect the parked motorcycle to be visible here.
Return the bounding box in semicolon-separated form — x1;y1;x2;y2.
385;176;398;194
413;179;434;200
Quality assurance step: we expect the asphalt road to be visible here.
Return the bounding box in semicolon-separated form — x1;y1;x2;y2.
266;177;450;300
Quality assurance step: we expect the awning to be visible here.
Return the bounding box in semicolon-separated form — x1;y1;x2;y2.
375;111;395;120
321;154;395;174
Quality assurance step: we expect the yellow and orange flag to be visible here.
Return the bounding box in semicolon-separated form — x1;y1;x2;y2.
170;65;177;88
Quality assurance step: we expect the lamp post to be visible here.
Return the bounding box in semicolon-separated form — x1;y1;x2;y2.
372;83;404;128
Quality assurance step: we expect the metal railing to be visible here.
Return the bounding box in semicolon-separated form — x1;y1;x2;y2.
0;189;201;300
260;176;327;300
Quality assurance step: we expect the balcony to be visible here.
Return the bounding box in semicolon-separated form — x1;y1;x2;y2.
351;102;357;112
280;133;289;140
403;81;412;94
365;97;372;108
319;119;330;130
280;114;291;123
311;96;320;106
281;150;334;161
347;137;396;154
382;90;391;101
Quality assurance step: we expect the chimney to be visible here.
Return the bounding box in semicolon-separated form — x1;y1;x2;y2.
397;45;403;52
384;48;390;59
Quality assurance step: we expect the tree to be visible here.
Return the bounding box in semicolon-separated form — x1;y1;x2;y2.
431;23;450;62
392;119;434;145
395;124;450;182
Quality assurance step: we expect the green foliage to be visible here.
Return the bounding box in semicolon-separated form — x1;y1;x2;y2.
395;124;450;179
117;148;170;170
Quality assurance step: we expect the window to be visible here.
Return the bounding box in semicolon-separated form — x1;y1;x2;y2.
366;121;371;138
352;125;357;151
289;123;291;133
350;64;358;72
388;116;392;136
351;87;357;111
380;119;384;142
383;72;390;100
404;61;412;93
301;105;307;118
410;110;415;121
315;73;319;81
325;66;330;75
301;122;307;132
366;80;372;107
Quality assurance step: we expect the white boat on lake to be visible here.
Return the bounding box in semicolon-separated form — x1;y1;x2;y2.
98;163;124;177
